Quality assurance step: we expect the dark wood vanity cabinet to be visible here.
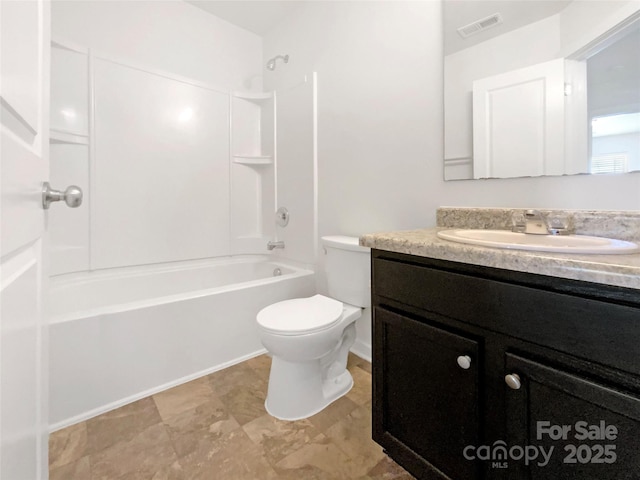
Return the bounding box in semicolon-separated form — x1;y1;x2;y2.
371;249;640;480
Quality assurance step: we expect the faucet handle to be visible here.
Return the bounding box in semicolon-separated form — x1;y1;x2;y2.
511;212;526;232
546;213;571;235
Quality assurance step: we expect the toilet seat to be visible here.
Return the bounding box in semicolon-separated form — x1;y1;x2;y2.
257;294;343;336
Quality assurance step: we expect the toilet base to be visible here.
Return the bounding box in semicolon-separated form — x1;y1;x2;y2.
260;306;360;421
263;320;357;421
264;357;354;421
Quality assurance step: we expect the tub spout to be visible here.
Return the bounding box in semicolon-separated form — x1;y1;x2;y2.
267;241;285;251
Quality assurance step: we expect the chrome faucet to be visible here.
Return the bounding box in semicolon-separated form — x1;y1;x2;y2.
523;209;549;235
512;210;570;235
267;240;285;251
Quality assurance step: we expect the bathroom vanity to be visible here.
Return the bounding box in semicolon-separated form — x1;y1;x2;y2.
362;209;640;480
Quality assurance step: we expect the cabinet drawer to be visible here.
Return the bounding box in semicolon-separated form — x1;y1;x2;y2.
373;257;640;377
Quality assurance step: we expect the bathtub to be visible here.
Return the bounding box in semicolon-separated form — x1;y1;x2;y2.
49;256;315;431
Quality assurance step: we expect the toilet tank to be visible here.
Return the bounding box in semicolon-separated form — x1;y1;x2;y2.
321;236;371;308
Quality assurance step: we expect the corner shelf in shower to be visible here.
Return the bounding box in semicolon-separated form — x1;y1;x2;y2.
233;155;273;166
232;91;273;104
49;129;89;145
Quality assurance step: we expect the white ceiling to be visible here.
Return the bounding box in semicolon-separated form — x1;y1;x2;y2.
444;0;572;55
186;0;305;36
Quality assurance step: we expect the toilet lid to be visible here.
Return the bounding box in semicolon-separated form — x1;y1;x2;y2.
257;294;343;335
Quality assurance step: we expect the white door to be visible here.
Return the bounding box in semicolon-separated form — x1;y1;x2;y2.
472;58;565;179
1;1;50;478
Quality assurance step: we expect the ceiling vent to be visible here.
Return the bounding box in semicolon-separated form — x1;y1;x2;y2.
457;13;503;38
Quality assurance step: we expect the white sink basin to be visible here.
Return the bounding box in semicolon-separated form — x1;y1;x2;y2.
437;229;639;254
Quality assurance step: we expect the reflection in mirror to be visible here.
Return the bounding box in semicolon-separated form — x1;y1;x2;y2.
443;0;640;181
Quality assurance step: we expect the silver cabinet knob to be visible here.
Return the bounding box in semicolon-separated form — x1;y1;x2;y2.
457;355;471;370
505;373;522;390
42;182;83;209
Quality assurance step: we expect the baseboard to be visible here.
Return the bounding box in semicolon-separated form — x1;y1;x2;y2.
49;348;267;433
350;339;371;363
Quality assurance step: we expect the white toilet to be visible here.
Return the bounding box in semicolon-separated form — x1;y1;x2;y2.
256;236;371;420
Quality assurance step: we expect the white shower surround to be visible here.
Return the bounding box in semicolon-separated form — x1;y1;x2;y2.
48;256;315;431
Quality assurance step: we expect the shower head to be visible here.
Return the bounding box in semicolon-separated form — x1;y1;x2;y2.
266;54;289;71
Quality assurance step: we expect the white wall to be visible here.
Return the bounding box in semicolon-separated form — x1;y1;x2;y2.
559;0;640;57
264;1;440;358
52;0;262;89
264;1;437;237
263;0;640;358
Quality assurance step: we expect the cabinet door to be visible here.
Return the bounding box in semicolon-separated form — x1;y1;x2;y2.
373;307;480;480
505;353;640;479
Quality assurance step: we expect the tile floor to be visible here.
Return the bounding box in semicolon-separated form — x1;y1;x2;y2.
49;353;414;479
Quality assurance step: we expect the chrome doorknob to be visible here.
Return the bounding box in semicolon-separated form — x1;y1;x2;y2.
505;373;522;390
42;182;83;209
457;355;472;369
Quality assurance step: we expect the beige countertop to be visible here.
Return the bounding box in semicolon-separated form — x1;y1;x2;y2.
360;227;640;291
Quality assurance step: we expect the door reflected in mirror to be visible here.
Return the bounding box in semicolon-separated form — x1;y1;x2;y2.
443;0;640;181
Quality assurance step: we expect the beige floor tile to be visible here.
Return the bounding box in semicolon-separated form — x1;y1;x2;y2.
347;352;365;370
163;395;240;458
49;455;90;480
347;353;372;374
219;383;268;426
153;377;216;422
242;413;321;465
367;455;415;479
86;397;162;454
308;395;359;432
49;422;88;469
149;461;186;480
111;460;185;480
274;433;368;479
179;428;278;480
208;361;267;397
325;402;386;475
90;423;178;480
347;365;372;406
357;359;372;375
244;354;272;381
50;356;407;480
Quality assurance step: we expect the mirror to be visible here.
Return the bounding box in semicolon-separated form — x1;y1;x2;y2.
443;0;640;180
